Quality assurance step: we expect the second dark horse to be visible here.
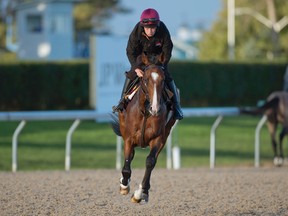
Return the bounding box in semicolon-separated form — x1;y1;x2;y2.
241;91;288;166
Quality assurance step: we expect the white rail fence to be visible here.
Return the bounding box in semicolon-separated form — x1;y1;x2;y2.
0;110;107;172
0;108;267;172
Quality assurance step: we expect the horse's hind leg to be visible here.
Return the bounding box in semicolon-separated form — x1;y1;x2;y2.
277;127;288;166
120;145;135;195
266;120;278;163
279;127;287;158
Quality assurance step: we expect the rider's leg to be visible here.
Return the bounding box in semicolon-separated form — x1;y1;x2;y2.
167;80;184;120
112;77;132;112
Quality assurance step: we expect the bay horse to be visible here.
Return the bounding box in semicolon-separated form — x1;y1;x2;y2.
111;52;176;203
240;91;288;166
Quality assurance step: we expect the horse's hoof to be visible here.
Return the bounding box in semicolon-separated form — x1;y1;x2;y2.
131;193;149;203
131;195;142;203
120;185;130;195
273;157;284;167
119;177;130;195
131;185;149;203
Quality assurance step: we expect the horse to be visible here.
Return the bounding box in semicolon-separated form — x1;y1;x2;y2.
110;52;176;203
240;91;288;166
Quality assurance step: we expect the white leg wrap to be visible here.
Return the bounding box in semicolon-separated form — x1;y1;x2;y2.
133;184;143;200
120;177;130;189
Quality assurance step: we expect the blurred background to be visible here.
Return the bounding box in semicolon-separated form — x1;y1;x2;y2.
0;0;288;171
1;0;287;110
0;0;287;61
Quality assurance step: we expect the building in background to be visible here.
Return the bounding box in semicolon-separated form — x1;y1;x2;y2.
4;0;203;61
11;0;76;60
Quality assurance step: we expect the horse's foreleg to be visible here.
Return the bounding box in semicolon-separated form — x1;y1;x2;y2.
131;146;159;203
120;145;135;195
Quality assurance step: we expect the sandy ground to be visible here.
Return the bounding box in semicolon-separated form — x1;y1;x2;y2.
1;167;288;216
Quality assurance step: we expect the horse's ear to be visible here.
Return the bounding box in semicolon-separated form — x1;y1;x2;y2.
158;52;165;64
142;52;149;65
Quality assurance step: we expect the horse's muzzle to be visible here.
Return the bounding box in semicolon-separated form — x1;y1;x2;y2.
149;106;161;116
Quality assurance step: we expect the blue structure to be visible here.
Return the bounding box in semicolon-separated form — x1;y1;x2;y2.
15;0;76;60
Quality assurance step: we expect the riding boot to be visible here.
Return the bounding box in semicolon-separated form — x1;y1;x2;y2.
167;80;184;120
112;77;132;112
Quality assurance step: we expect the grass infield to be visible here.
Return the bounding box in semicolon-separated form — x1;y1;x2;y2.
0;116;283;171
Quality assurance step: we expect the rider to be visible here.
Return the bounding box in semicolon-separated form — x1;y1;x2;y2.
112;8;183;120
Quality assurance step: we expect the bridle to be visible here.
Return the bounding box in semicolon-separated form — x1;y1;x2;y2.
138;64;165;147
139;65;165;116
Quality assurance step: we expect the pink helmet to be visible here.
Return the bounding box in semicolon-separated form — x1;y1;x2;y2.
140;8;160;27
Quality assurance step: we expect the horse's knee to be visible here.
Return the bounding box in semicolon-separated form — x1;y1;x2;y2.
146;156;156;169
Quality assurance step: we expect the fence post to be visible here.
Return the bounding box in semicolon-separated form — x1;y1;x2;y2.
12;120;26;172
116;136;122;170
65;119;81;171
255;115;267;168
172;146;181;169
210;115;223;169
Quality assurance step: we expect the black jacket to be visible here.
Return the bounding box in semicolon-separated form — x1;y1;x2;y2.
126;21;173;73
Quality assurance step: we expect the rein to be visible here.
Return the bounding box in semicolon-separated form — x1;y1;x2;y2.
139;77;150;148
140;111;149;148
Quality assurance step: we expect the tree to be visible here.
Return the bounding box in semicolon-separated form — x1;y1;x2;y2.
74;0;131;34
198;0;288;61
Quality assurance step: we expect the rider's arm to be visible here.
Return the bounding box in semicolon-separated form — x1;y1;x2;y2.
160;22;173;66
126;23;142;68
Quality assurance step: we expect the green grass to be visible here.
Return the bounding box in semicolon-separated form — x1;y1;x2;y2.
0;116;284;171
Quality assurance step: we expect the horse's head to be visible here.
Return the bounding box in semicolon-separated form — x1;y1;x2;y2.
141;52;165;116
141;51;165;66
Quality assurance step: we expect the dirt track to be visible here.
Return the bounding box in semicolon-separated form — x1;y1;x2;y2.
1;167;288;216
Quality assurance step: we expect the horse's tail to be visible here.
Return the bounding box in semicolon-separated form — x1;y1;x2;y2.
109;113;122;137
240;97;279;115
